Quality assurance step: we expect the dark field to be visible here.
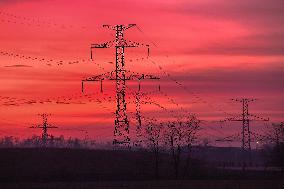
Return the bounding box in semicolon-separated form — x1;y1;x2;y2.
0;180;284;189
0;148;283;189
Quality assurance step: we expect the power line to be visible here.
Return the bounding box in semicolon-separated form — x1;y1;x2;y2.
134;26;239;118
0;10;87;30
0;50;84;67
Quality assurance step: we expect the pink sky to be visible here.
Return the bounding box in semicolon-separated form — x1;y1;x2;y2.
0;0;283;145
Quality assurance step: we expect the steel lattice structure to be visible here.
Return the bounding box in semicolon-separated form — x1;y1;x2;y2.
221;98;269;151
83;24;159;146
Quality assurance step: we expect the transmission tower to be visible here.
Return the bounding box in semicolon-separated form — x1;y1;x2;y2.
221;98;269;151
83;24;159;146
30;114;58;147
271;122;284;146
219;98;269;168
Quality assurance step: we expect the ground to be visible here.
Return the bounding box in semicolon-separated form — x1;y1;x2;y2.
0;148;283;189
1;180;284;189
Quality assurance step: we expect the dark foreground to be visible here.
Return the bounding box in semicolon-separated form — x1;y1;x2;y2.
1;180;284;189
0;148;283;189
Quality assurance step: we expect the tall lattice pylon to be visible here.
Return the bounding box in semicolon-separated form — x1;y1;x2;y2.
87;24;158;146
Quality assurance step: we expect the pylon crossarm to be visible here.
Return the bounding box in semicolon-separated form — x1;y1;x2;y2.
91;40;115;49
47;126;59;128
31;126;58;129
249;114;269;121
103;24;136;31
83;75;105;82
127;73;160;81
231;98;257;103
124;40;150;56
123;24;136;30
124;71;160;80
84;71;159;82
90;41;115;60
30;123;45;128
219;115;243;123
124;40;149;48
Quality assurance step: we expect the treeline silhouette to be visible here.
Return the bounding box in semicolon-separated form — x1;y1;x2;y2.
0;135;96;149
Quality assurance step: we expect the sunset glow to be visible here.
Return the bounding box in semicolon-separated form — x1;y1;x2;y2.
0;0;283;145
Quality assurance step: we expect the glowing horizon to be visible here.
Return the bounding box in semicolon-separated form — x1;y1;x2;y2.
0;0;283;146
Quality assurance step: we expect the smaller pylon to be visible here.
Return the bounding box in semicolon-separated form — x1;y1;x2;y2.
30;114;58;147
271;122;284;147
220;98;269;151
220;98;269;168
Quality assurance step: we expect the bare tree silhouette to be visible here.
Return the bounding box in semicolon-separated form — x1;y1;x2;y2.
145;121;163;180
164;115;200;179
